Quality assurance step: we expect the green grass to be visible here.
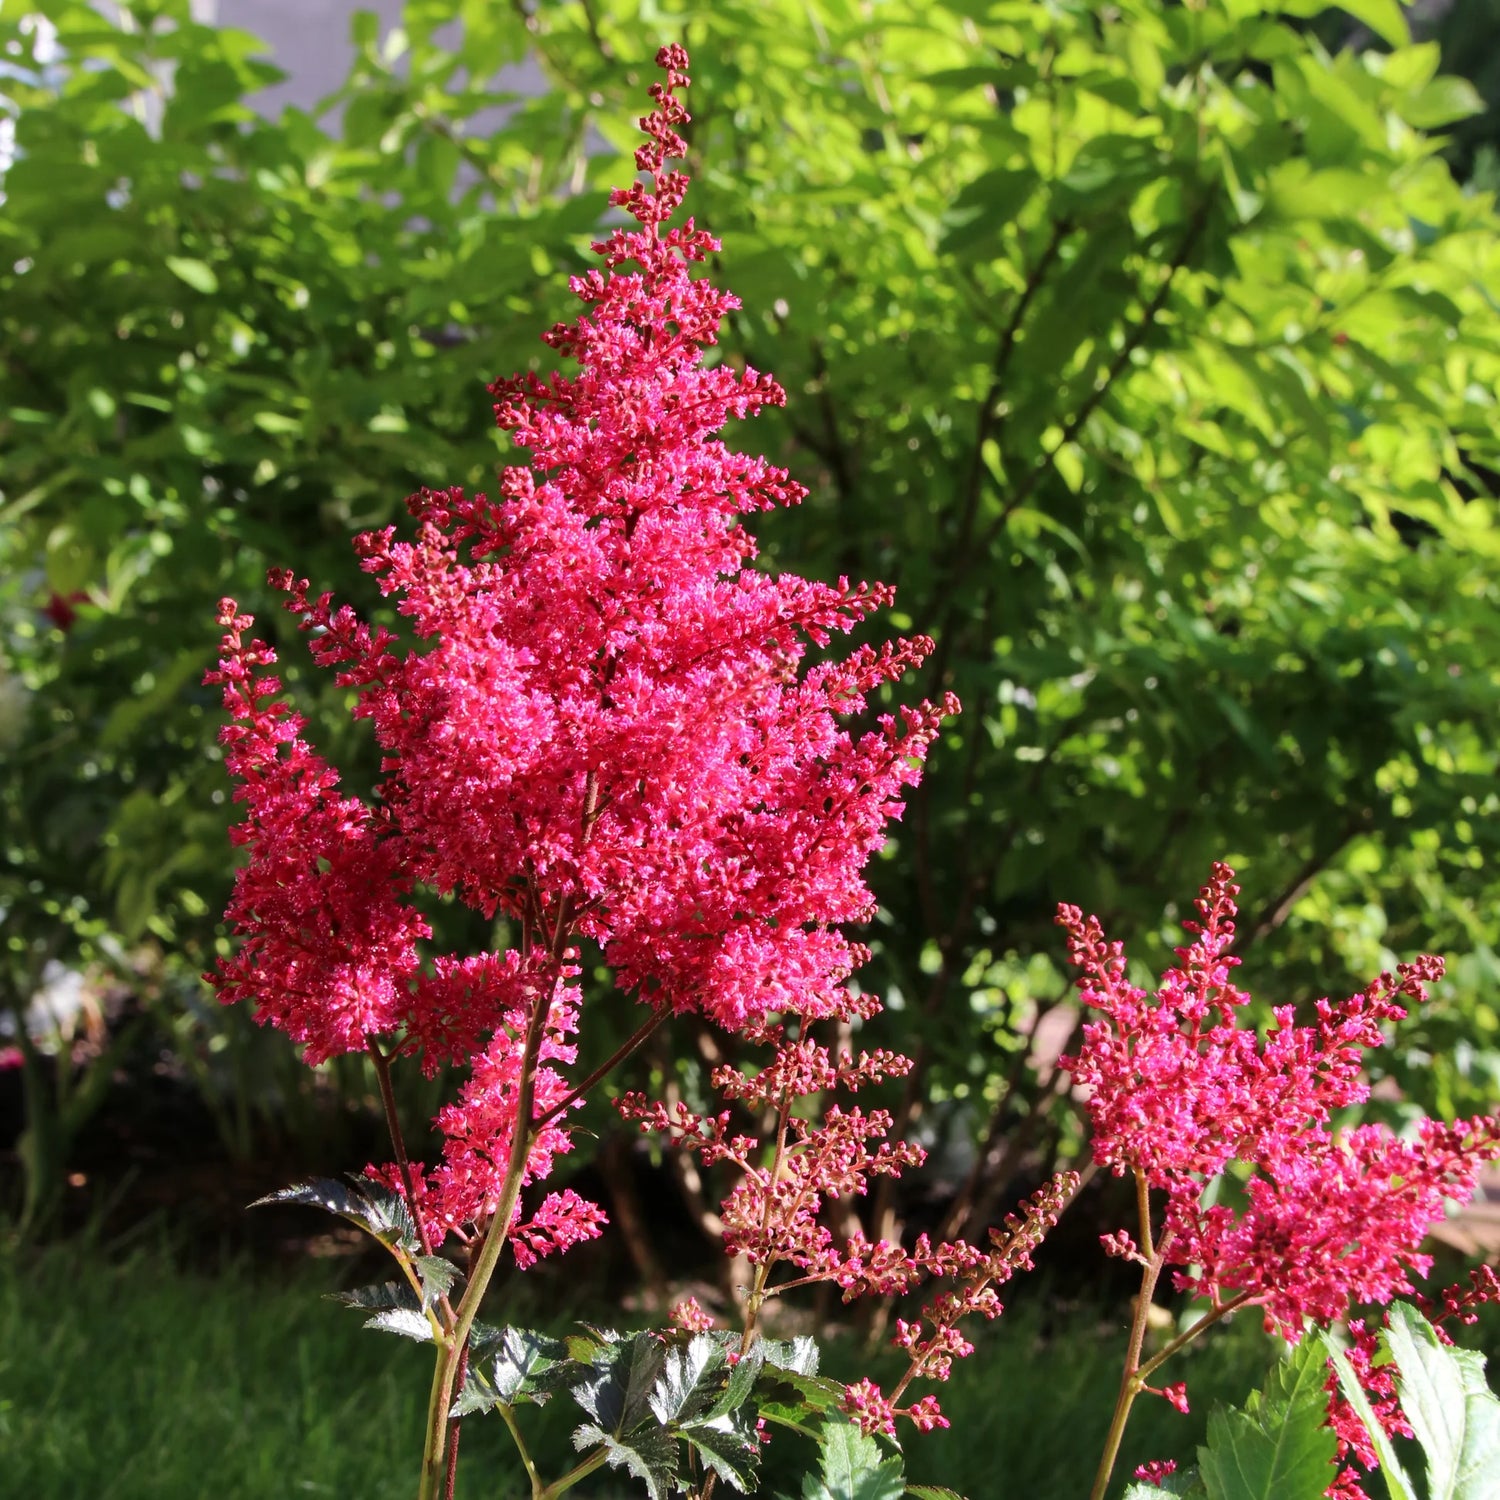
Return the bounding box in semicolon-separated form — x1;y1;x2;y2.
0;1242;1301;1499
0;1240;546;1499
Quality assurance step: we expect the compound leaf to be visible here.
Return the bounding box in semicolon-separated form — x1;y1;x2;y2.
488;1326;575;1406
572;1331;667;1437
681;1412;761;1493
573;1421;678;1500
649;1334;725;1426
1199;1339;1338;1500
252;1177;419;1254
364;1307;438;1342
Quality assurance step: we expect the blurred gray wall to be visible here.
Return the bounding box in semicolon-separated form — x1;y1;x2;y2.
193;1;546;129
199;0;411;113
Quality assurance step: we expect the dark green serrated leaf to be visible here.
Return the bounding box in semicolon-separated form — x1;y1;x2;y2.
413;1255;460;1312
761;1336;820;1377
573;1421;679;1500
364;1307;438;1342
802;1421;905;1500
328;1281;421;1314
708;1346;764;1420
757;1365;848;1438
488;1326;575;1405
576;1322;627;1345
682;1412;761;1493
759;1367;843;1412
253;1177;368;1216
649;1334;725;1425
251;1177;419;1253
450;1363;502;1418
906;1486;970;1500
573;1331;667;1436
467;1320;505;1354
349;1174;422;1251
1384;1302;1500;1500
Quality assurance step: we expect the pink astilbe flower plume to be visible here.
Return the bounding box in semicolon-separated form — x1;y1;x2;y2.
1058;865;1500;1500
1059;864;1500;1339
207;46;953;1256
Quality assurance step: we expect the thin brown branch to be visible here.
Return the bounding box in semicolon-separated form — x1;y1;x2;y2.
919;221;1072;710
533;1004;668;1131
937;993;1063;1241
577;0;614;61
950;221;1072;564
973;198;1213;564
1237;814;1368;950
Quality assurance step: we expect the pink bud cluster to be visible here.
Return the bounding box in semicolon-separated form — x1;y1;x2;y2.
622;1019;1079;1436
1134;1459;1179;1486
619;1030;927;1281
208;47;951;1258
1059;863;1500;1340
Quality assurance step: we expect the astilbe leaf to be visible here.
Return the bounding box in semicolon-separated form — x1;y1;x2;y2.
486;1326;576;1405
572;1331;668;1437
412;1254;461;1311
251;1176;420;1254
328;1281;420;1314
760;1336;821;1378
647;1334;725;1426
754;1366;848;1439
451;1326;579;1417
572;1422;680;1500
363;1307;438;1342
1327;1343;1418;1500
798;1421;905;1500
706;1345;764;1421
1197;1338;1339;1500
679;1412;761;1494
1382;1302;1500;1500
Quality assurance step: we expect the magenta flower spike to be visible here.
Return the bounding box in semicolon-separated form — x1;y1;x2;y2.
208;44;954;1257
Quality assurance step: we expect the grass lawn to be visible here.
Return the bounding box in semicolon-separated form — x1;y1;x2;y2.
0;1240;1311;1498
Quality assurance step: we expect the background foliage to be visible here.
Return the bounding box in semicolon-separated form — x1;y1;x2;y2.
2;0;1498;1261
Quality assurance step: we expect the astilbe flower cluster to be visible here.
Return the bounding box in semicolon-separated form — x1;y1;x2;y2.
207;45;953;1257
621;1021;1079;1436
1060;863;1500;1339
1059;864;1500;1493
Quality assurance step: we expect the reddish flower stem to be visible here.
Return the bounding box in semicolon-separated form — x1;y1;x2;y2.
369;1040;436;1261
532;1004;668;1133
